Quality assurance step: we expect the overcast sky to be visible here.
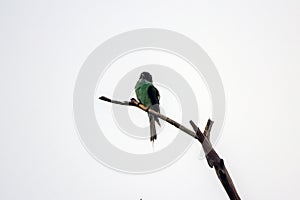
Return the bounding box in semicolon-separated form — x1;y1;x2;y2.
1;0;300;199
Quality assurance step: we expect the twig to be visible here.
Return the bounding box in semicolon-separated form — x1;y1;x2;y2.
99;96;241;200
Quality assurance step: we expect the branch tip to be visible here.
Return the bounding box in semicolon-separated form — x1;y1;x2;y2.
99;96;111;102
189;120;197;131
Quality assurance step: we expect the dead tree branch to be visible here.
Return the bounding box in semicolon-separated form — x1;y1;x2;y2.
99;96;196;138
190;120;241;200
99;96;241;200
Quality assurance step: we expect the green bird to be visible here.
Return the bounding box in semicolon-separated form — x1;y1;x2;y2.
135;72;161;142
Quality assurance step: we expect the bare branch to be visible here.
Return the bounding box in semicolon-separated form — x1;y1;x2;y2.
190;120;241;200
99;96;197;138
99;96;241;200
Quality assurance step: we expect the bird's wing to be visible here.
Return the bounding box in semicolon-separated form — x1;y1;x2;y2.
148;85;160;126
148;85;159;104
148;85;160;107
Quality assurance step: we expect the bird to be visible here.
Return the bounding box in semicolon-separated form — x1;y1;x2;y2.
135;72;160;142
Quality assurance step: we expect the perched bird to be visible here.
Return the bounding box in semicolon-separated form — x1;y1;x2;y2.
135;72;160;142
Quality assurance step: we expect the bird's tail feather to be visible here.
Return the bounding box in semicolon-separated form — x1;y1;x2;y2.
149;115;157;142
155;116;161;126
151;104;161;127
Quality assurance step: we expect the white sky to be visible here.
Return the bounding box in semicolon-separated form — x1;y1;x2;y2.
1;0;300;199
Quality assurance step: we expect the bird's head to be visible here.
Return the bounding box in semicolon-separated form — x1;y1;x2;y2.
139;72;153;82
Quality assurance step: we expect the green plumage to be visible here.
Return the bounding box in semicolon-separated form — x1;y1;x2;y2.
135;79;153;107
